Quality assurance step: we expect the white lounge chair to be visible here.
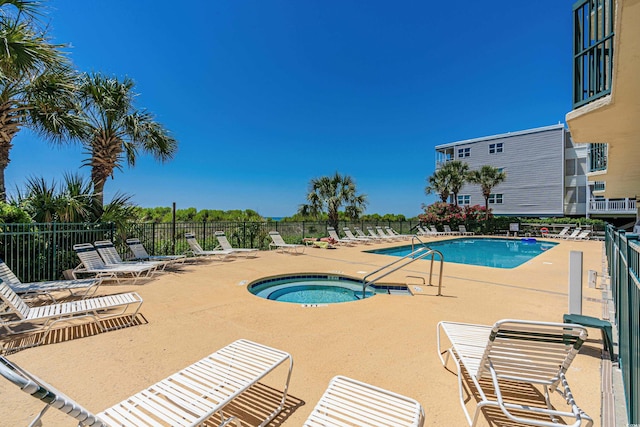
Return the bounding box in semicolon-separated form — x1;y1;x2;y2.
268;231;305;254
214;231;259;257
546;226;571;239
0;258;101;302
126;237;187;265
354;227;382;242
343;227;374;244
458;225;474;236
437;319;593;426
569;230;592;241
385;226;413;239
327;227;356;246
367;226;395;241
562;228;582;240
72;243;158;284
442;225;460;236
0;339;292;427
303;375;425;427
94;240;165;271
184;232;235;260
429;226;447;236
0;281;142;351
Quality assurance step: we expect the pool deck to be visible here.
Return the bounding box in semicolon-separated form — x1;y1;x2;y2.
1;236;608;426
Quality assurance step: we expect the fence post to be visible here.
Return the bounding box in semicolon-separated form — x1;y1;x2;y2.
152;222;157;255
51;221;57;280
171;202;176;254
203;219;207;242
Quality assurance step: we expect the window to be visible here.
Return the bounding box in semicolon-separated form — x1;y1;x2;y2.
488;194;503;204
565;159;576;176
458;195;470;206
457;147;470;158
488;143;503;154
577;158;587;175
588;143;607;172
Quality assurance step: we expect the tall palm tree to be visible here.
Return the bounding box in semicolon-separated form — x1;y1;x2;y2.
75;73;177;208
0;1;81;201
425;168;450;202
467;165;507;220
441;160;469;206
298;172;367;231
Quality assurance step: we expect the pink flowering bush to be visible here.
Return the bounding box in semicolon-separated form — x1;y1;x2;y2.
418;203;492;232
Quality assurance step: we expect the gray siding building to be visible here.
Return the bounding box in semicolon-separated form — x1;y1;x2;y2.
435;124;587;217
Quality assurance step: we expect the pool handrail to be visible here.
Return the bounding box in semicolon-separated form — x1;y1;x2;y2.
362;247;444;297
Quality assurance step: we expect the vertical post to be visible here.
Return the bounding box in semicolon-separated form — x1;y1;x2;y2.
152;222;157;255
51;221;57;281
171;202;176;254
568;250;583;315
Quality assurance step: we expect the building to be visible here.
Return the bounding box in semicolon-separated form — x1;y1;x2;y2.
566;0;639;224
435;124;588;217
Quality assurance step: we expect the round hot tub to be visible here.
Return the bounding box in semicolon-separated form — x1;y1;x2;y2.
248;274;409;304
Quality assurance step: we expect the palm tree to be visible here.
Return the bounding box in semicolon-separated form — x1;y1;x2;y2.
12;172;135;224
425;168;450;202
75;73;177;208
0;1;81;201
441;160;469;206
298;172;367;231
467;165;507;220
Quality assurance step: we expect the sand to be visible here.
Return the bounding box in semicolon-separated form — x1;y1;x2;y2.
0;236;607;426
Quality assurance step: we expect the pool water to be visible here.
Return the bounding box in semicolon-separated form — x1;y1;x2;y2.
248;274;410;304
367;238;557;269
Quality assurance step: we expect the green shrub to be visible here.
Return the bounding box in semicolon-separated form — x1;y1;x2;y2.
0;202;32;223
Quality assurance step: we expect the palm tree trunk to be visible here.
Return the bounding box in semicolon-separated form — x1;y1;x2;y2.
0;103;22;202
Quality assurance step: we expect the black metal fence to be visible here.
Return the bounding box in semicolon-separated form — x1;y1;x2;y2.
0;220;422;282
0;222;115;283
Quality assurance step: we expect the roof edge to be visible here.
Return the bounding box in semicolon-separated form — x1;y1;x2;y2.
435;123;567;149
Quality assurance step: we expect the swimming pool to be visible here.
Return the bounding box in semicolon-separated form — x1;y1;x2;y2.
367;238;557;268
248;274;411;304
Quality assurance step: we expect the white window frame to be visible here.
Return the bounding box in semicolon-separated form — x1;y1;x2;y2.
489;142;504;154
488;194;503;204
457;195;470;206
457;147;470;158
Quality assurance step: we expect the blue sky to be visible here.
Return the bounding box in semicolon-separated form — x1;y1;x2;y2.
8;1;574;218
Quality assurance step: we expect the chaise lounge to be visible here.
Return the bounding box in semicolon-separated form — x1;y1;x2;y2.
126;237;187;266
214;231;259;257
184;233;235;261
0;339;292;426
268;231;305;254
437;318;593;426
73;243;158;284
0;258;102;302
303;375;425;426
0;281;143;351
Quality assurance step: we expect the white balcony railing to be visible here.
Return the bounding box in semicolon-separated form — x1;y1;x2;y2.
588;198;637;214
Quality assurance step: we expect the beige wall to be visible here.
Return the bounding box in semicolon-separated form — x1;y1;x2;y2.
566;0;640;199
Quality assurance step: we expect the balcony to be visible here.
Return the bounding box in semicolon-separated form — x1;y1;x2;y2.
572;0;614;109
588;197;636;215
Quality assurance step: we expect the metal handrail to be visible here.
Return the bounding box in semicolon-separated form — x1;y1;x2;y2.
362;247;445;297
411;235;429;252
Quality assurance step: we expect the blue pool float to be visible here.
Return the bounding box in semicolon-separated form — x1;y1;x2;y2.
521;238;537;243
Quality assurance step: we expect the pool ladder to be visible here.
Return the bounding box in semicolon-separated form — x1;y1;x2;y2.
361;244;444;298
